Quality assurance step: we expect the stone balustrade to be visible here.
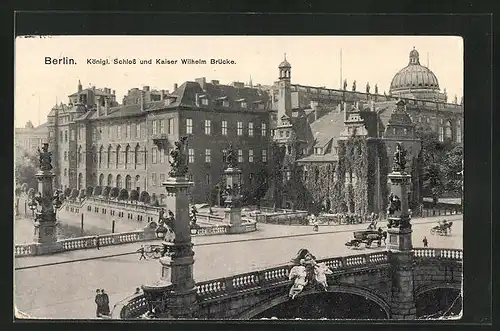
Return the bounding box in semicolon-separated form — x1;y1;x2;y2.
255;211;309;225
15;244;36;257
118;248;462;319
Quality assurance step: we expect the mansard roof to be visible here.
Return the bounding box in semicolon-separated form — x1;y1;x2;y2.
308;111;345;148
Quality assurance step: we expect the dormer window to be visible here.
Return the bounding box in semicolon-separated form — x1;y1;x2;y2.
201;98;209;106
315;148;323;155
223;100;229;107
236;98;247;109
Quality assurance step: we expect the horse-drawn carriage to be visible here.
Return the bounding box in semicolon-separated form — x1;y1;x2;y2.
430;220;453;236
345;229;387;248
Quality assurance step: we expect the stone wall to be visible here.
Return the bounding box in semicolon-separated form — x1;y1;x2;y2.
255;210;308;225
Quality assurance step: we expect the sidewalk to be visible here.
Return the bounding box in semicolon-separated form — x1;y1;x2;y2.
15;214;462;269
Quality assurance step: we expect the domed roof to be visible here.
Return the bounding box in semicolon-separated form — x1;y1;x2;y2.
390;48;440;92
278;54;291;68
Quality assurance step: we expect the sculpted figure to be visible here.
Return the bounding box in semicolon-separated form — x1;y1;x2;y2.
366;82;370;94
352;80;357;92
38;143;53;171
168;136;188;177
392;142;407;172
374;84;378;94
225;144;238;168
343;79;347;91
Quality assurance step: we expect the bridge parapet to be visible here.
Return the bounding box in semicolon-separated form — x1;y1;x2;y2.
117;248;462;319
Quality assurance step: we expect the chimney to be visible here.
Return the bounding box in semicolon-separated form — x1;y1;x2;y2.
104;98;109;116
160;89;165;101
195;77;206;90
143;85;150;92
211;80;219;85
140;91;145;111
174;83;178;90
96;102;100;118
112;90;116;95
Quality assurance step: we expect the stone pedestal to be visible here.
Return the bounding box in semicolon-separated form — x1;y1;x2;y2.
224;206;245;234
386;170;412;251
142;175;198;319
222;167;246;234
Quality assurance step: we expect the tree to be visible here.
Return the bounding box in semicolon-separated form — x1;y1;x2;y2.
102;186;111;198
118;188;129;201
27;188;36;198
70;188;79;200
64;187;72;198
86;186;94;197
130;189;139;203
150;193;159;206
15;151;38;191
21;183;28;194
79;188;86;199
93;185;102;196
139;191;150;204
110;187;120;199
15;186;21;196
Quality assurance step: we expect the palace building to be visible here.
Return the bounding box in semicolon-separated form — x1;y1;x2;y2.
264;48;463;215
18;47;462;211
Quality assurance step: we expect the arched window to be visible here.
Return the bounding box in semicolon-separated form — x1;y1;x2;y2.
130;144;136;165
116;174;122;189
99;146;104;168
135;175;141;191
135;144;140;166
78;173;83;190
107;145;112;168
116;145;121;166
99;173;104;186
107;174;113;187
125;144;130;167
91;173;97;186
456;119;462;143
125;175;132;190
91;145;97;164
439;126;444;142
78;145;82;164
445;120;453;140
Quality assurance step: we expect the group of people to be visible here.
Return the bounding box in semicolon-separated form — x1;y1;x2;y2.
95;289;110;318
308;212;379;227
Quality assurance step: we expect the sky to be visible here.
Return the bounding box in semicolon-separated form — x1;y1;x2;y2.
14;36;463;128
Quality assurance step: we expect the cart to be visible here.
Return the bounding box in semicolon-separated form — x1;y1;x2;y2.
345;230;385;248
430;220;453;236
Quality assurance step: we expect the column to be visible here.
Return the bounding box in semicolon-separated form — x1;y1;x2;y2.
141;137;198;319
386;142;416;319
221;145;245;234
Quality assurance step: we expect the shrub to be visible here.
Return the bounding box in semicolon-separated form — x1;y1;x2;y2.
102;186;111;198
86;186;94;197
110;187;120;199
70;189;79;200
64;187;72;198
118;188;129;201
139;191;150;204
93;186;102;196
130;189;139;202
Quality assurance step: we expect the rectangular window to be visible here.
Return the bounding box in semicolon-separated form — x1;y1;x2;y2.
151;173;157;187
238;149;243;163
78;128;81;139
188;148;194;163
248;122;254;137
262;150;267;162
71;130;75;141
222;100;229;107
59;131;63;141
285;130;290;137
205;149;211;163
168;118;174;134
65;130;68;142
279;130;284;137
136;123;141;138
222;149;227;163
152;147;158;164
222;120;227;135
152;121;157;135
261;123;267;136
241;102;247;109
117;125;122;139
160;119;165;134
201;98;209;106
186;118;193;134
126;124;131;138
237;122;243;136
204;120;211;135
249;149;254;163
159;173;165;184
64;151;68;161
160;149;165;164
205;174;210;185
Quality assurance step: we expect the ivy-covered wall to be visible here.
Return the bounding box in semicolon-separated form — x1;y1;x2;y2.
273;136;391;216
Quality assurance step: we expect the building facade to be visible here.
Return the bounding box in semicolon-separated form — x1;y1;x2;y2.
15;121;49;156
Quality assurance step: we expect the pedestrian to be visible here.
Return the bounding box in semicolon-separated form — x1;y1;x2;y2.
95;234;100;250
423;236;428;248
138;245;147;260
95;289;103;317
100;289;110;316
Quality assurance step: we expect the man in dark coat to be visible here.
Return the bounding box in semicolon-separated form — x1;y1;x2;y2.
100;289;110;316
95;289;103;317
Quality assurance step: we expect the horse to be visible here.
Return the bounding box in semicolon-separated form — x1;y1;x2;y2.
288;265;308;299
314;262;333;291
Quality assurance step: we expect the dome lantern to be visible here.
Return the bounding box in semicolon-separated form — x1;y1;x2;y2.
409;47;420;65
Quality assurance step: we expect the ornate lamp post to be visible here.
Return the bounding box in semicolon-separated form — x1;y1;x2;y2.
222;144;246;234
141;137;198;319
31;143;63;253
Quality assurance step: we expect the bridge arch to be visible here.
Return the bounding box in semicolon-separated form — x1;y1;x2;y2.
415;281;462;298
239;283;391;320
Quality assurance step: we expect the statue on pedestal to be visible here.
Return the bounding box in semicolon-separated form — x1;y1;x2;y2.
375;84;378;94
352;80;357;92
38;143;53;171
386;193;402;228
168;136;188;178
392;142;407;172
343;79;348;91
366;82;370;94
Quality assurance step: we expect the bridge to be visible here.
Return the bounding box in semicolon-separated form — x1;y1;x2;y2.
117;248;462;319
